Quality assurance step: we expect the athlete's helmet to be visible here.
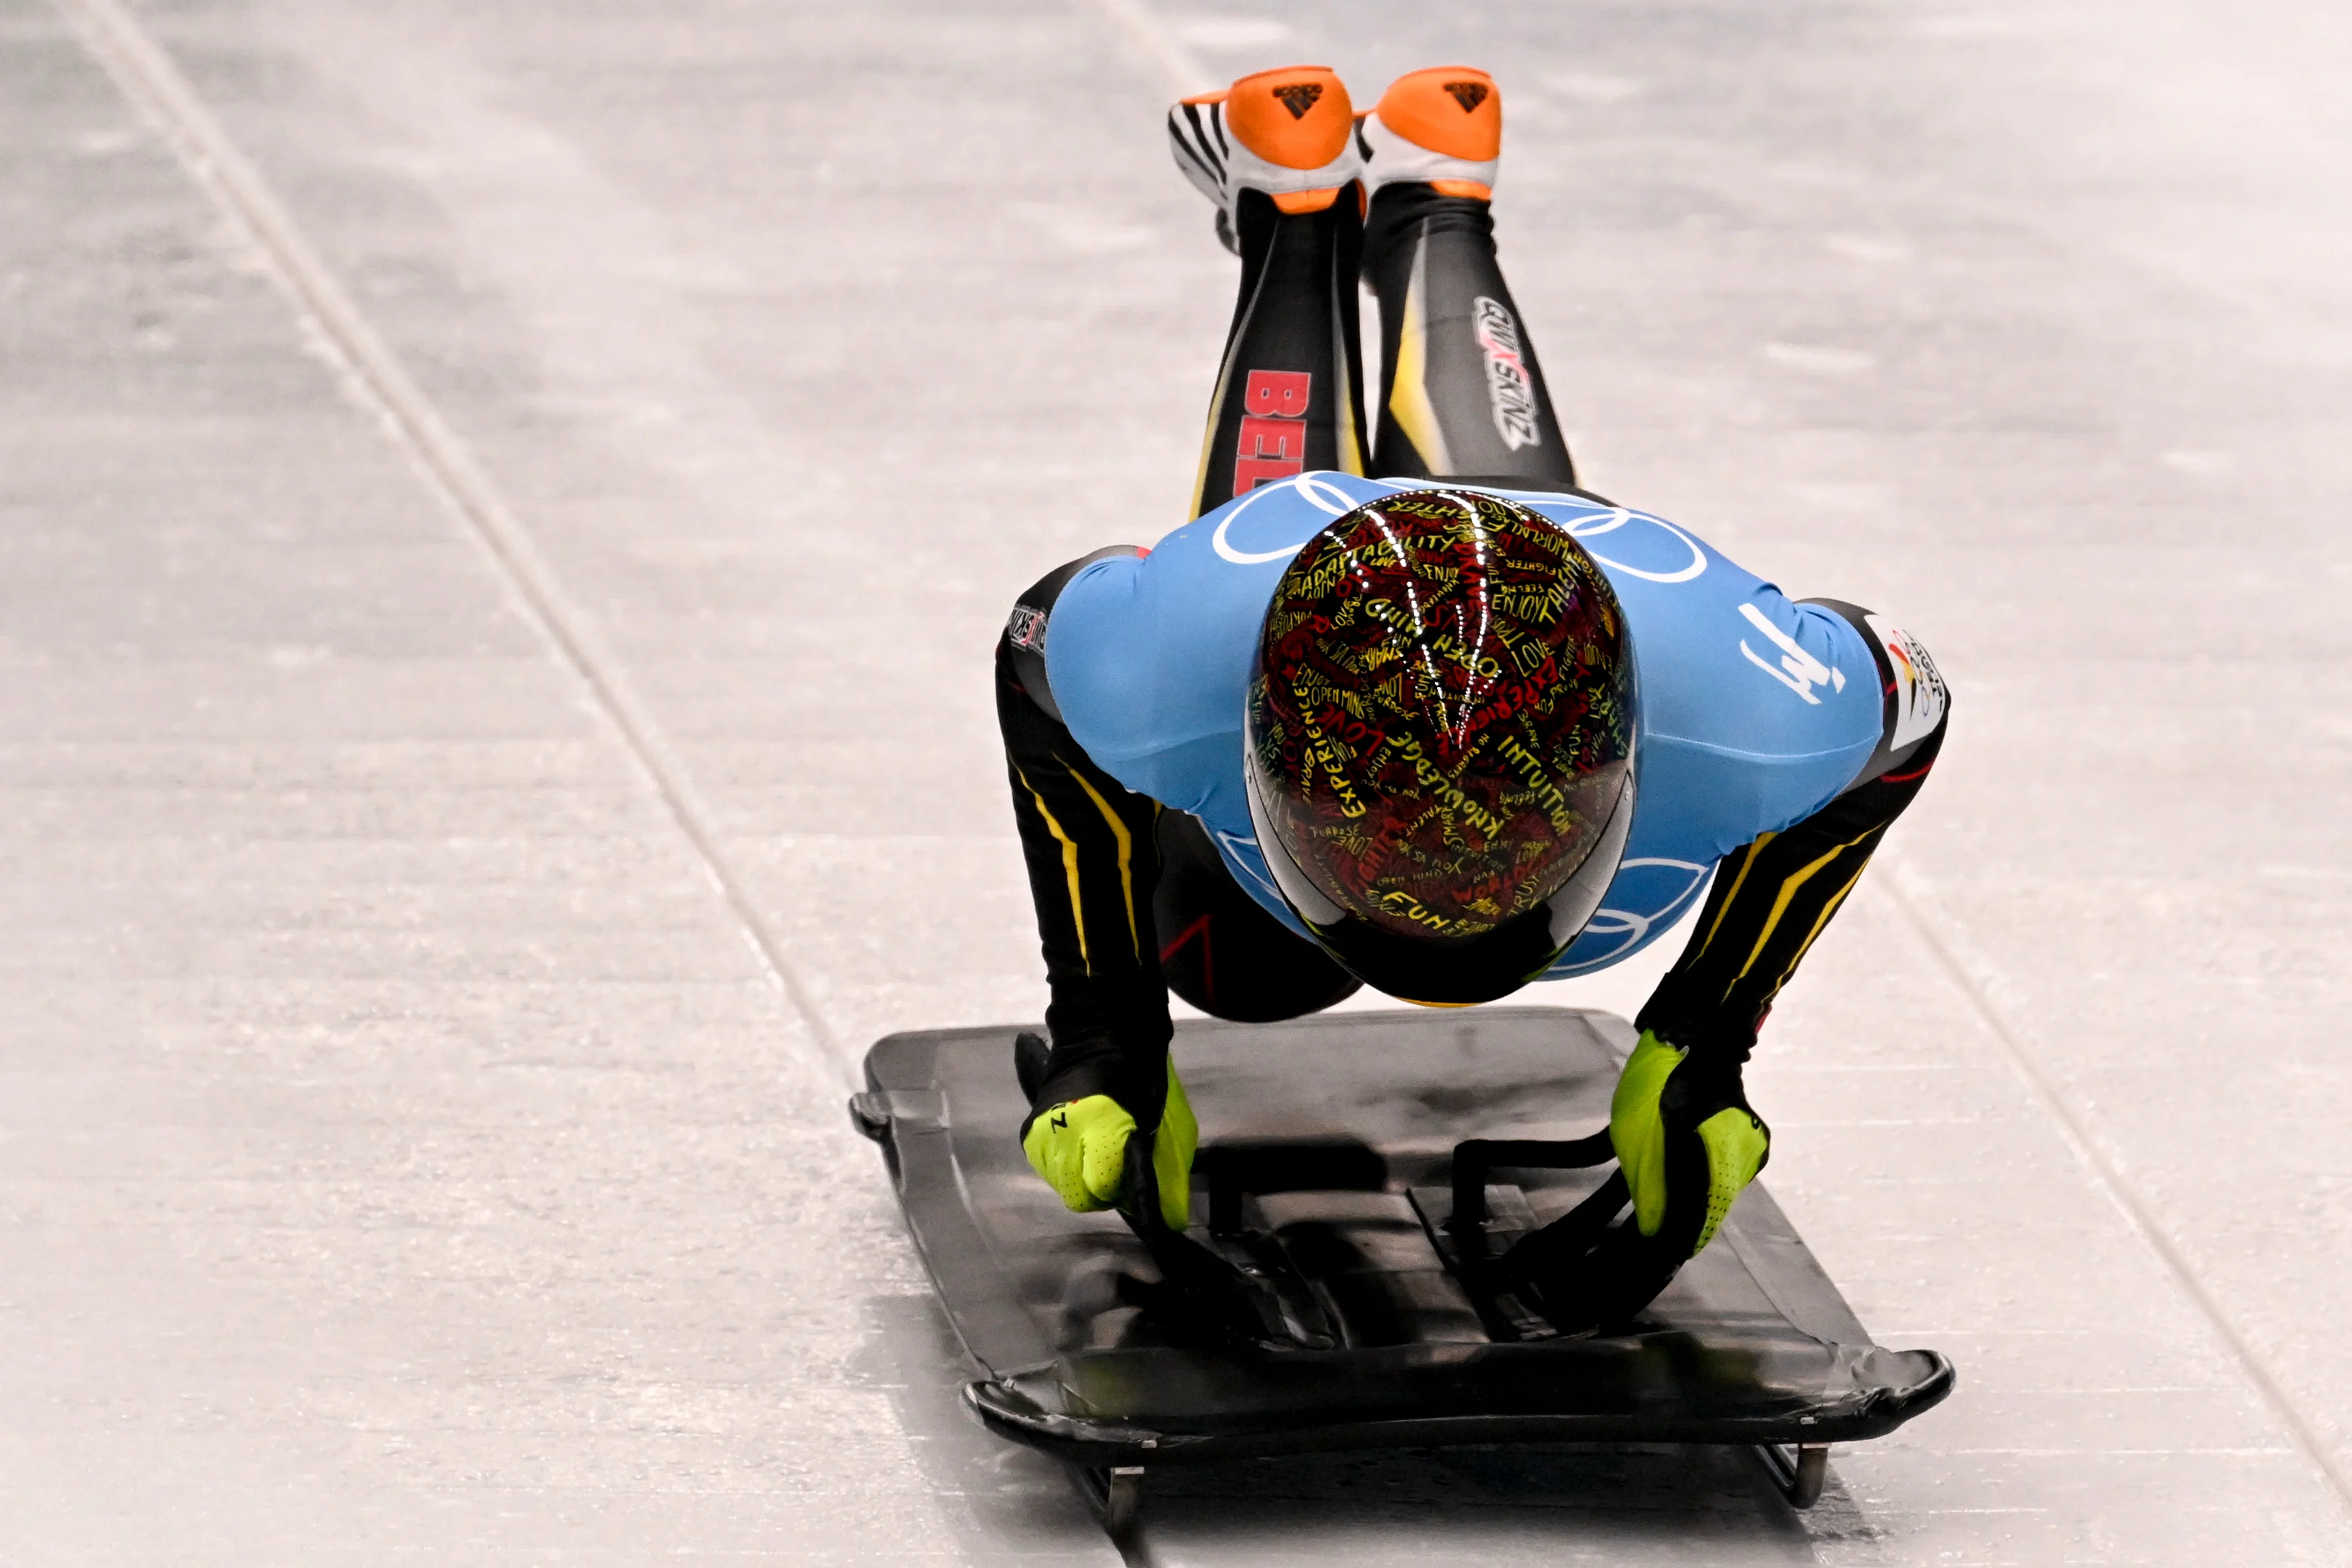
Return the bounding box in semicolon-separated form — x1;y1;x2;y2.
1243;488;1637;1004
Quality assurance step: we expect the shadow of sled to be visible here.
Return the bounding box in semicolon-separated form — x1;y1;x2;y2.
849;1008;1951;1537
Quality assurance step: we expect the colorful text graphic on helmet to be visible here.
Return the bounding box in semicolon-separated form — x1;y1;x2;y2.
1248;488;1636;945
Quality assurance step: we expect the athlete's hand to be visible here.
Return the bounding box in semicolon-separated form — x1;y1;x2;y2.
1609;1030;1770;1258
1022;1057;1197;1229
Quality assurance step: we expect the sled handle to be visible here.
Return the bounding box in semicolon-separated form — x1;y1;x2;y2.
1451;1131;1616;1235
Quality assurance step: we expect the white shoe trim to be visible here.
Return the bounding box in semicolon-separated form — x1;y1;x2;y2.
1167;99;1363;220
1360;112;1499;196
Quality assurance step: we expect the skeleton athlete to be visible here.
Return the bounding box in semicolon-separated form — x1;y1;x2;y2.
997;64;1948;1327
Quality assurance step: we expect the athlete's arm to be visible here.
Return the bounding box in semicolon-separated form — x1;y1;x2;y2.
997;551;1175;1130
1593;604;1949;1281
1635;602;1949;1059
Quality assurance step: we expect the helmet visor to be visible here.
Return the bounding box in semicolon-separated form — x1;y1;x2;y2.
1245;753;1634;1004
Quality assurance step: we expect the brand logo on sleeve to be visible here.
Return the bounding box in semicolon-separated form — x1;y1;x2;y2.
1738;602;1846;704
1472;297;1541;451
1006;603;1048;653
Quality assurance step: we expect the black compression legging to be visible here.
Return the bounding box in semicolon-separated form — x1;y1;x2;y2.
1190;185;1578;512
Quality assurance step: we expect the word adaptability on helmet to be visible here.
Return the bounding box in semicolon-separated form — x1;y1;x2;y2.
1244;488;1638;1005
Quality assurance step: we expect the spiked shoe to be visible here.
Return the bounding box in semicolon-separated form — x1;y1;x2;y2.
1167;64;1362;251
1359;66;1502;201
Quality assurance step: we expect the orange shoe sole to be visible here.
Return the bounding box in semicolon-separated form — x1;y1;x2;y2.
1375;65;1501;164
1222;64;1356;172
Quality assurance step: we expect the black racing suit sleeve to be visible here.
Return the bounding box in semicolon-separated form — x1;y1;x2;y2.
1634;601;1949;1066
997;555;1172;1135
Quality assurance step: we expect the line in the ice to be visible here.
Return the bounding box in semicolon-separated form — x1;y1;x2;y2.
1880;854;2352;1516
51;0;848;1081
1085;0;1218;99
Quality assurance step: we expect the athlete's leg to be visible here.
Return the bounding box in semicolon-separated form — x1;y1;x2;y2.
1359;70;1578;487
1187;193;1368;515
1154;810;1359;1022
1170;68;1371;517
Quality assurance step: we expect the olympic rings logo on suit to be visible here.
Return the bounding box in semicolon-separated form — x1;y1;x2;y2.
1210;471;1713;587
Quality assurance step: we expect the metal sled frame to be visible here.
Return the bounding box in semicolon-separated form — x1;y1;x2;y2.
852;1009;1951;1532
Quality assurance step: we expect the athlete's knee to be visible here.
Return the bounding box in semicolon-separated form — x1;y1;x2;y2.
1153;811;1359;1022
1802;598;1951;791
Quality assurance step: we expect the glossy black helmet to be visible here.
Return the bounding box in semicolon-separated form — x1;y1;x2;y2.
1244;488;1638;1004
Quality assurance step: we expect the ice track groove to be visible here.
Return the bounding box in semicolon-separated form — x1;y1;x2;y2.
1883;855;2352;1516
49;0;847;1081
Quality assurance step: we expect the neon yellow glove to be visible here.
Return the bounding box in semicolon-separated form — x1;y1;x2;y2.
1609;1030;1770;1257
1022;1056;1196;1229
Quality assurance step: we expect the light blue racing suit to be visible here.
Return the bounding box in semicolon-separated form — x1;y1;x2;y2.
1041;472;1887;978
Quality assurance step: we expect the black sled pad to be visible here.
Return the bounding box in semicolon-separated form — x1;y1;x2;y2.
854;1008;1951;1473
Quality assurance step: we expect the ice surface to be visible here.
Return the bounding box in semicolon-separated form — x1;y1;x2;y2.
4;0;2349;1560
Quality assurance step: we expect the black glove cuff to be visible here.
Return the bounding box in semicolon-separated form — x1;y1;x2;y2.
1018;1032;1169;1140
1646;1033;1752;1127
1630;996;1762;1062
